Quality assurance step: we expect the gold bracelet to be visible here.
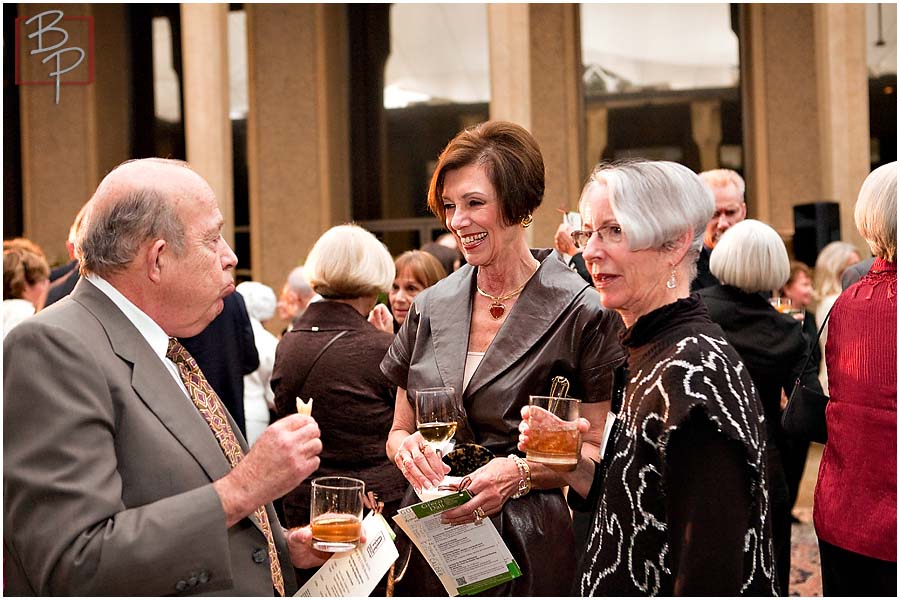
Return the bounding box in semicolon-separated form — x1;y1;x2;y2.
508;454;532;499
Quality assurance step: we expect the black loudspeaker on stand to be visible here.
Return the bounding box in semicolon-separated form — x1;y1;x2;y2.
793;201;841;266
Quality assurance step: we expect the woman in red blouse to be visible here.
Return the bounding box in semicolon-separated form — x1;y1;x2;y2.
814;161;897;595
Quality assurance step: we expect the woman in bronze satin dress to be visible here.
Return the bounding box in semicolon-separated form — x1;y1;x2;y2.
381;121;625;596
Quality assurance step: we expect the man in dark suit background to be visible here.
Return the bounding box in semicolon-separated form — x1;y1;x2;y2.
4;159;332;595
180;290;259;436
692;168;747;291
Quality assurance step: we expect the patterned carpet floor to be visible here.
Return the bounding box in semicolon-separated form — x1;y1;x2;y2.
789;443;824;597
789;508;822;596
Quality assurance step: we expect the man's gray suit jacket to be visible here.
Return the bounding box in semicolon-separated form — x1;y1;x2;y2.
3;278;296;596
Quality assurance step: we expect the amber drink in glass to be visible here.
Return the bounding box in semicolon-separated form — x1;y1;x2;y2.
526;395;581;471
310;476;365;552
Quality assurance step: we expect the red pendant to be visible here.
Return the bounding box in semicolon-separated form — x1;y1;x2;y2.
489;302;506;320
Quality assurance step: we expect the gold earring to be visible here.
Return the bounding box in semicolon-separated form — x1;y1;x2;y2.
521;214;533;228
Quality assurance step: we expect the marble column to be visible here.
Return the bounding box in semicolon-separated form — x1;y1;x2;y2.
16;4;131;264
691;100;723;173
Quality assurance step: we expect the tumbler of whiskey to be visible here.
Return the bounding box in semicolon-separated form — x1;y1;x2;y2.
310;476;365;552
525;396;581;471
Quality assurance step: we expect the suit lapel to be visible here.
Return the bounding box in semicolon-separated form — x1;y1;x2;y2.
425;266;474;394
465;251;588;398
72;280;236;486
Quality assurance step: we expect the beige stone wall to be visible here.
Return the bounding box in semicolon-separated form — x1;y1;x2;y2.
17;4;132;265
488;4;584;250
246;4;350;332
742;4;869;254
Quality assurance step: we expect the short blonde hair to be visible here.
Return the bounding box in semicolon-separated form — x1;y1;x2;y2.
814;241;861;299
305;224;394;299
699;168;745;198
854;161;896;261
710;219;790;293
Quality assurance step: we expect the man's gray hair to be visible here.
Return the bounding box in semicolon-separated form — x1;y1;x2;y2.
77;174;186;277
698;168;746;199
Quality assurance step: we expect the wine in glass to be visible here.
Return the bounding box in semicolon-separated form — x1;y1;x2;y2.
415;386;460;451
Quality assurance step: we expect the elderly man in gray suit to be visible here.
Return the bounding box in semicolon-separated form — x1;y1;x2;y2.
3;159;331;595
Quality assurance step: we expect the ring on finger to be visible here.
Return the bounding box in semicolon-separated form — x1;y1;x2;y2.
473;507;486;524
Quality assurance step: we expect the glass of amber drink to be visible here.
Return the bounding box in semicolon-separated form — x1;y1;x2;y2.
310;476;365;552
526;396;581;471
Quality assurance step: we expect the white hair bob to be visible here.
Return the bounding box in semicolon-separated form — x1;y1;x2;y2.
710;219;790;293
585;160;714;279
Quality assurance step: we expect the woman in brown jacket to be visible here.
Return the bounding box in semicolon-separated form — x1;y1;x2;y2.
271;224;407;588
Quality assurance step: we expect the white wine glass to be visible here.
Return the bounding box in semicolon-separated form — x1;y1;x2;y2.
414;386;460;453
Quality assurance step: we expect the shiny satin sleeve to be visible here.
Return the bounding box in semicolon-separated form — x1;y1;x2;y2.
380;292;422;389
576;298;626;403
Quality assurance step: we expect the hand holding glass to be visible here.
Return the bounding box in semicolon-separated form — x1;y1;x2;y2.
525;396;582;471
769;297;804;321
414;387;460;451
310;476;365;552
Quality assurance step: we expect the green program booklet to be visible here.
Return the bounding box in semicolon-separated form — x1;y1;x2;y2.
393;490;522;596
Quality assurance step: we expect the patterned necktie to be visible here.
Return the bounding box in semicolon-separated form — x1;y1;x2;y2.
167;338;285;596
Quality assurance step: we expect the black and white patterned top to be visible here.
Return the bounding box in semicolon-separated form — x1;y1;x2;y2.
576;296;777;596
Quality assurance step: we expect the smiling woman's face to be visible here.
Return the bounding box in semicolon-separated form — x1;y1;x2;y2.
579;181;672;327
441;163;520;269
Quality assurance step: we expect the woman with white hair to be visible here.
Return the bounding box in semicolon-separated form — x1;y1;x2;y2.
520;160;776;595
698;219;823;595
814;162;896;596
270;224;407;593
235;281;279;446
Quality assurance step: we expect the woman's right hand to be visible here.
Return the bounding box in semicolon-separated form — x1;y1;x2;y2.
517;405;591;456
392;431;450;490
518;405;597;497
367;303;394;334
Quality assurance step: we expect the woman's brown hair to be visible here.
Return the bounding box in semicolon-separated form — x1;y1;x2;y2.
3;239;50;299
426;121;545;227
782;261;813;289
394;250;447;289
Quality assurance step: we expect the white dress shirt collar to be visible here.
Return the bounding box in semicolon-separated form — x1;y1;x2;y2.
84;273;177;374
